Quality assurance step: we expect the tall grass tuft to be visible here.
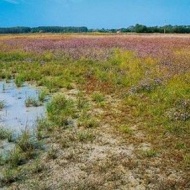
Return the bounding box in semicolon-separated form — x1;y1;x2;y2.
47;95;76;127
0;100;5;110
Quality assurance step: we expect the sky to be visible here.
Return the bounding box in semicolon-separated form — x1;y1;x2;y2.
0;0;190;28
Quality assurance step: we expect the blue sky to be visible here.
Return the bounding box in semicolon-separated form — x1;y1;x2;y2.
0;0;190;28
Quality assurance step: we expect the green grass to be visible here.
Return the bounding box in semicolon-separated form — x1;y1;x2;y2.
1;168;21;185
142;149;158;158
92;92;105;103
30;159;46;174
25;96;42;107
119;125;133;134
0;100;5;110
17;130;41;153
0;128;12;140
79;112;99;128
0;128;43;186
15;75;25;87
8;147;26;168
47;95;76;127
47;146;58;160
38;89;48;102
36;117;52;140
77;130;95;142
184;154;190;167
77;93;89;110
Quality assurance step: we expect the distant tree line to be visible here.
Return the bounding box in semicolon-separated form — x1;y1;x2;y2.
1;25;190;34
94;24;190;33
0;26;88;34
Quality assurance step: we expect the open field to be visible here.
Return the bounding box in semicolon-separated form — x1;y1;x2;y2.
0;34;190;189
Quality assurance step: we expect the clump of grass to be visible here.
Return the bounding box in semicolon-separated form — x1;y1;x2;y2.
25;96;41;107
0;100;5;110
65;82;74;90
142;149;157;158
47;95;76;127
47;146;58;160
60;130;78;148
8;147;26;168
0;128;43;187
36;118;52;140
2;83;6;92
77;130;95;142
36;118;50;131
92;92;105;103
30;159;46;174
79;117;99;128
17;130;42;159
119;125;133;134
61;138;72;149
183;154;190;167
39;77;63;93
175;142;186;150
0;154;7;166
15;75;24;87
1;168;21;185
77;94;89;110
0;128;12;140
38;89;48;102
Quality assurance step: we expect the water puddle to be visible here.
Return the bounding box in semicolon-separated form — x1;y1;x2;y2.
0;81;46;133
0;80;47;164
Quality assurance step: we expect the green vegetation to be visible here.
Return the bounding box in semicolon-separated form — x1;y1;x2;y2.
15;75;25;87
0;129;44;187
38;89;48;102
77;130;95;142
142;149;158;158
47;95;76;127
1;25;190;33
47;146;58;160
0;26;88;34
0;100;5;110
79;117;99;128
25;97;42;107
92;92;105;103
36;118;52;140
0;128;12;140
119;125;133;134
0;34;189;189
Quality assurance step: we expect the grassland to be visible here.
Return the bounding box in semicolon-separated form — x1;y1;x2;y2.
0;34;189;189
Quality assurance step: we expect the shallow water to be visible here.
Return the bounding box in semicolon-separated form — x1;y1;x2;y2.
0;81;46;133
